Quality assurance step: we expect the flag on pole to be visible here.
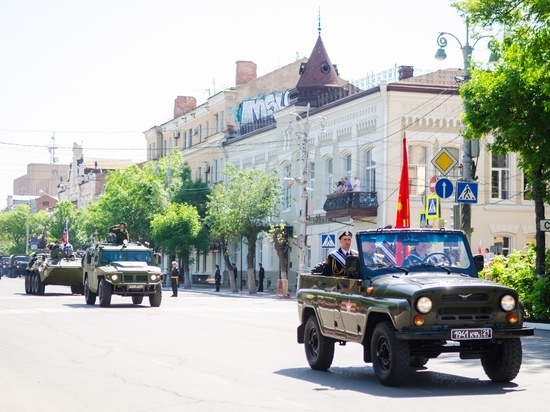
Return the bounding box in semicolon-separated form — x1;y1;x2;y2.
395;133;410;265
62;220;69;250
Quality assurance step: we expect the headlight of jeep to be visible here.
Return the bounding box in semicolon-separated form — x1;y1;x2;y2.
110;274;119;282
416;297;432;314
500;294;516;312
150;274;160;281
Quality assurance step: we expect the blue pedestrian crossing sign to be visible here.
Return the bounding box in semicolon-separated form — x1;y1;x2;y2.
321;234;336;249
456;182;478;204
426;194;440;219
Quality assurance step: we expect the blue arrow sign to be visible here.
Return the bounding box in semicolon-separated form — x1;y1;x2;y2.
435;178;453;199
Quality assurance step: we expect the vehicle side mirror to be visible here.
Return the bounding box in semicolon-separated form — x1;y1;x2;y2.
346;255;360;279
473;254;484;272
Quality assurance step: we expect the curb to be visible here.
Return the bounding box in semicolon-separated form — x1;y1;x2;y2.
525;322;550;331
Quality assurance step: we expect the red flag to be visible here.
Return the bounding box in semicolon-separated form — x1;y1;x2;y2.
62;220;69;247
477;240;482;255
395;134;410;228
395;134;410;265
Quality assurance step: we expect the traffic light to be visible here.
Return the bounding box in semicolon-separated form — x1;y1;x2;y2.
461;204;471;232
450;204;461;229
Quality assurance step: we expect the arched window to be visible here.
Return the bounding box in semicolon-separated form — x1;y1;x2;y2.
326;158;333;194
363;149;376;192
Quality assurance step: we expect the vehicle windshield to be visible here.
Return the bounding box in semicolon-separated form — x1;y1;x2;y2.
357;231;474;275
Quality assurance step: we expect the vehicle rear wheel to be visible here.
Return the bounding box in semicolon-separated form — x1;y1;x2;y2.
304;315;334;370
149;284;162;307
24;273;31;294
132;295;144;305
84;277;96;305
371;321;410;386
481;338;522;382
98;278;112;307
71;285;84;295
30;272;38;295
36;276;45;296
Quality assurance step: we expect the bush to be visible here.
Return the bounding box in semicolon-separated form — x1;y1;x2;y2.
481;245;550;321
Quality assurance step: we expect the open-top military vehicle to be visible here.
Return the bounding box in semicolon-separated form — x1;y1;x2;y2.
297;228;534;387
25;247;84;295
82;238;163;307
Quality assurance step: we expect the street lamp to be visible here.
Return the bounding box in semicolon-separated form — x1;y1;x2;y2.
286;103;326;275
435;20;493;245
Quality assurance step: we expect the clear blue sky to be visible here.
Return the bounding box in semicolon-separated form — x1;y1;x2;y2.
0;0;490;209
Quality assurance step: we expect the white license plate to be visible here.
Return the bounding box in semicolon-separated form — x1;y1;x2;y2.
451;328;492;340
128;285;144;290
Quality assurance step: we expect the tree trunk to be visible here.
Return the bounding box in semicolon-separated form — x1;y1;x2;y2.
220;241;239;293
532;166;546;277
182;253;192;289
246;235;257;294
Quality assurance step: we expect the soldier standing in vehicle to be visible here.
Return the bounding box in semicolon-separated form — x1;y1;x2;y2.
170;261;179;297
322;230;357;277
109;221;129;245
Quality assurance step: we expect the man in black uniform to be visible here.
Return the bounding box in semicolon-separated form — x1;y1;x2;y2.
258;263;265;292
214;265;221;292
109;221;129;245
322;230;357;277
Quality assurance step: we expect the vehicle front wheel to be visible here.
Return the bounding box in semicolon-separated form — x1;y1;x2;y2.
481;338;522;382
98;278;112;307
304;315;334;371
36;276;45;296
84;278;96;305
371;321;410;386
132;295;144;305
24;273;31;294
149;284;162;307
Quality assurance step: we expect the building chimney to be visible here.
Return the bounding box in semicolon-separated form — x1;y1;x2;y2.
174;96;197;118
398;65;414;80
235;60;257;86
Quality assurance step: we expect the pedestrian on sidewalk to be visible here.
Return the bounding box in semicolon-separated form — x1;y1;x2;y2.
258;263;265;292
171;261;179;297
214;265;221;292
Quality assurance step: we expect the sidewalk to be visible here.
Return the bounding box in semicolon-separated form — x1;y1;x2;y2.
165;284;292;299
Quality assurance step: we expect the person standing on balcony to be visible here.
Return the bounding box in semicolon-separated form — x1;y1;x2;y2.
342;177;353;192
353;176;361;192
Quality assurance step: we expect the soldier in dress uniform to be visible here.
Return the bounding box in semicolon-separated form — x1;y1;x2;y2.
322;230;357;277
109;221;129;245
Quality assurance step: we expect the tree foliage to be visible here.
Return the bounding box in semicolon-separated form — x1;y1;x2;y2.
0;204;50;255
455;0;550;275
205;164;280;294
151;202;205;288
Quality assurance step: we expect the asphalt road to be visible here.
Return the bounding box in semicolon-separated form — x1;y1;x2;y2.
0;277;549;412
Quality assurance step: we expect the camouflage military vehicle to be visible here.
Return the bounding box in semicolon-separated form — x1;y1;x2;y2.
25;247;84;295
82;239;163;307
297;228;534;387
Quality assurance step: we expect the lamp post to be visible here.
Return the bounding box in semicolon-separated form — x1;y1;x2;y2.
435;20;493;245
286;103;326;275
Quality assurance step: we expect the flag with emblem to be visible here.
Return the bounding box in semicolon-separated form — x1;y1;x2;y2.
395;133;410;265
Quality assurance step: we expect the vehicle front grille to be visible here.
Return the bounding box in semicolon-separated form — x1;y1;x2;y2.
440;293;489;302
122;274;149;283
438;306;493;321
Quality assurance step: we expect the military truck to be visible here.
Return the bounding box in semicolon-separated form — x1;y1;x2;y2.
82;239;163;307
25;248;83;295
297;228;534;387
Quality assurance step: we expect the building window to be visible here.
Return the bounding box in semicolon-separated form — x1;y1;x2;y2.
327;158;333;194
220;111;224;132
214;114;219;133
408;145;427;196
282;165;291;209
308;162;315;200
492;153;510;199
196;167;202;182
344;154;352;180
363;149;375;192
205;121;209;138
198;124;203;142
188;129;193;148
492;235;511;257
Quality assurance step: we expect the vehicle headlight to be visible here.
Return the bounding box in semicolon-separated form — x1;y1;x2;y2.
416;297;432;314
111;274;118;281
500;294;516;312
150;274;159;281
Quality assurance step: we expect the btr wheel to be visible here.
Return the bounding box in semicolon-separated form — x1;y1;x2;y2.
25;273;31;294
98;278;112;307
84;278;96;305
371;321;410;386
36;276;45;295
132;295;144;305
304;315;334;370
481;338;522;382
149;284;162;307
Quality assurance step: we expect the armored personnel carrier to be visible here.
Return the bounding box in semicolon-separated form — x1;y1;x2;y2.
25;246;84;295
82;238;163;307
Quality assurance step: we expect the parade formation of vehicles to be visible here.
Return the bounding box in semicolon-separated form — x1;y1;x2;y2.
296;228;534;387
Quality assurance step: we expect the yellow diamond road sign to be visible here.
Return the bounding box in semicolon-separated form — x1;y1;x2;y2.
431;148;458;176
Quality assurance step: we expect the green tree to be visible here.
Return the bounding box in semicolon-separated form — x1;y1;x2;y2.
0;204;50;254
456;0;550;275
205;164;280;294
83;163;169;245
151;203;204;288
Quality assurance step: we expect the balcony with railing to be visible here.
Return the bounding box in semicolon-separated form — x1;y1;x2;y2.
323;191;378;219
